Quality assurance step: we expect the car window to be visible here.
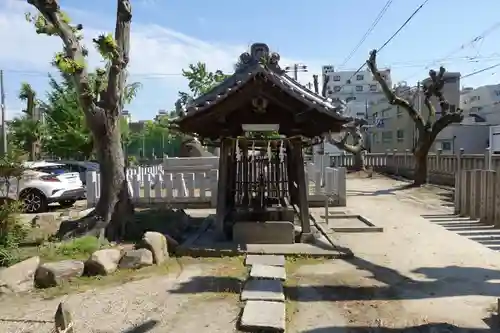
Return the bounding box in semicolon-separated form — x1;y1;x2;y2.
32;165;69;175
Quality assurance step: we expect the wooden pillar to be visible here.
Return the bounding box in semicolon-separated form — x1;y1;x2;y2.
286;143;298;205
291;138;312;240
215;138;231;240
242;143;249;205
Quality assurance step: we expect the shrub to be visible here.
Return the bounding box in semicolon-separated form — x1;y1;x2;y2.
0;155;27;266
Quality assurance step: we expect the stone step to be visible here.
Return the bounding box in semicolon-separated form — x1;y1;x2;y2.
249;264;286;281
241;279;285;302
245;254;285;267
240;300;285;332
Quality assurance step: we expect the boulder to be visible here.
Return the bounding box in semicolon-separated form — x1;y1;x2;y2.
136;232;169;265
35;260;84;288
118;249;153;269
0;256;40;294
84;248;122;276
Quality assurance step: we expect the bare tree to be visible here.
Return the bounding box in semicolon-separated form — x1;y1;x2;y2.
26;0;134;240
366;50;463;186
314;75;368;171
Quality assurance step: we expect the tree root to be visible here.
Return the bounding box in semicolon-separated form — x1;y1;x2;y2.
55;210;106;240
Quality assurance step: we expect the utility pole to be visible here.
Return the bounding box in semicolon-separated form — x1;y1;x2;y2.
0;70;6;156
284;63;308;81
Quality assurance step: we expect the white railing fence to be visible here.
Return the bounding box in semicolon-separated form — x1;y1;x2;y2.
85;157;347;207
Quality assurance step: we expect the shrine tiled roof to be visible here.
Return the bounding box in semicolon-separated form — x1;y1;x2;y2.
180;43;351;123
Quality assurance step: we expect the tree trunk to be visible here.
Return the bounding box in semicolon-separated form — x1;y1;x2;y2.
56;115;134;241
93;118;134;241
413;134;432;186
352;151;365;172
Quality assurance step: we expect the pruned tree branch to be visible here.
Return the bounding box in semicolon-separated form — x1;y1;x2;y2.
366;50;425;132
105;0;132;114
27;0;96;116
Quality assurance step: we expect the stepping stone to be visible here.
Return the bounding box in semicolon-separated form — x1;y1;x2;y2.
241;279;284;302
245;254;285;267
240;300;285;332
250;264;286;281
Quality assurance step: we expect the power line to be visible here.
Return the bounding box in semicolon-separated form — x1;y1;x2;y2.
460;62;500;80
336;0;431;92
339;0;394;68
402;20;500;81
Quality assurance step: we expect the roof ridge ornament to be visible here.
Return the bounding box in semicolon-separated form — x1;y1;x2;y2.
238;43;283;73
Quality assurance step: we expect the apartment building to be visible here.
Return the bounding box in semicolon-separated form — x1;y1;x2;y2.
367;72;461;153
321;66;392;106
460;84;500;124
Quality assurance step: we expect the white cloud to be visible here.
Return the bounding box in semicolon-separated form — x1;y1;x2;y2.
0;0;324;118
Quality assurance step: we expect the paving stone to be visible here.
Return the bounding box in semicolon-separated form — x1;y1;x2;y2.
245;254;285;267
241;279;284;302
240;300;285;332
249;264;286;280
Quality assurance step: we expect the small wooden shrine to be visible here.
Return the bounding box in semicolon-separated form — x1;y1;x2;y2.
175;43;350;244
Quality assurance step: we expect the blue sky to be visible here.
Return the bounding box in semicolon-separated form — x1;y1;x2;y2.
1;0;500;121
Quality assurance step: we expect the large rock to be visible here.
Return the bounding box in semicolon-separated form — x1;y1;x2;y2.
118;249;153;269
0;256;40;294
35;260;84;288
84;248;122;276
136;232;169;265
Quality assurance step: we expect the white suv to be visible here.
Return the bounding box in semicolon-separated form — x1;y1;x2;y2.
0;161;85;213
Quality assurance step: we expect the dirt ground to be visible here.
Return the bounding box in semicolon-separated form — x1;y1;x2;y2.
2;175;499;332
0;258;245;333
291;175;499;332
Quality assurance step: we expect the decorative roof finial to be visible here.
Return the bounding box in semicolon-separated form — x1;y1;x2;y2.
238;43;282;72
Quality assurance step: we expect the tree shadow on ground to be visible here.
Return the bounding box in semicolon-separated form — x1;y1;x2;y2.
122;319;159;333
421;213;500;251
346;183;417;197
169;275;243;295
169;254;500;302
300;322;493;332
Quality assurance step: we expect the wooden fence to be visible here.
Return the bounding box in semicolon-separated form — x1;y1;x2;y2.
455;169;500;227
85;157;347;208
328;149;500;186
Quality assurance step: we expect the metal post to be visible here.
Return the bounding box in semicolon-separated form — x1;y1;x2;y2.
0;70;7;155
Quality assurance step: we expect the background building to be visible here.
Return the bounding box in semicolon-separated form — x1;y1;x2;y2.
321;66;392;104
460;84;500;124
367;72;461;153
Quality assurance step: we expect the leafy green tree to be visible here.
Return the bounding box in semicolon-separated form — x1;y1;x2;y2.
176;62;230;113
9;83;45;160
26;0;135;241
42;75;94;159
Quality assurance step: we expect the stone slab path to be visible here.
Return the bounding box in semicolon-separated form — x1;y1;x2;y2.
239;254;286;332
289;175;500;332
244;254;286;267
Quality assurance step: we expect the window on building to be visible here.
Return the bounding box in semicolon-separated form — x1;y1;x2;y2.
356;85;363;92
346;79;351;84
372;133;379;143
441;141;452;151
356;74;364;81
396;130;404;142
333;86;341;92
382;132;392;144
495;90;500;96
333;75;341;81
396;106;403;118
381;110;388;118
356;112;365;117
370;84;377;92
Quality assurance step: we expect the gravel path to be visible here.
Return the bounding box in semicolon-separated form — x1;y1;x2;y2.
0;263;242;333
290;175;499;332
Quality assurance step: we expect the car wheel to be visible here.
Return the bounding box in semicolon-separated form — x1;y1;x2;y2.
58;200;76;208
21;190;48;214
